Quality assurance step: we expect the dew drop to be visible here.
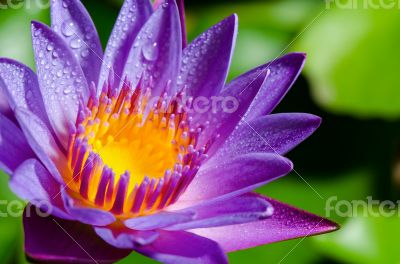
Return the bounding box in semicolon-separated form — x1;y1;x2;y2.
85;33;92;40
63;87;72;95
61;20;75;37
81;49;90;58
46;44;54;51
70;37;82;49
142;42;159;62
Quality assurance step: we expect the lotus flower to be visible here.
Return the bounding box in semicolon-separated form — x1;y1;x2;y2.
0;0;338;263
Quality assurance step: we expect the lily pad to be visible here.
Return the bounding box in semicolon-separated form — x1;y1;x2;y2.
296;0;400;119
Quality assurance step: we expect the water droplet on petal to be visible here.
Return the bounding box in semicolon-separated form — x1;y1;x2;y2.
63;87;72;94
61;20;75;37
85;33;92;40
142;42;159;62
70;37;82;49
81;49;90;58
26;90;33;99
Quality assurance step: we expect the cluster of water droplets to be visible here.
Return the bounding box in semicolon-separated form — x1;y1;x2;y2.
0;62;43;117
55;19;92;63
124;3;175;88
244;60;288;120
177;18;226;88
51;0;102;73
98;0;139;88
32;25;87;121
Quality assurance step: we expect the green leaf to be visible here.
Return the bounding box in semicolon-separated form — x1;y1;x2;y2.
296;0;400;119
185;0;319;80
116;251;157;264
257;169;373;224
0;3;49;69
0;171;25;263
313;213;400;263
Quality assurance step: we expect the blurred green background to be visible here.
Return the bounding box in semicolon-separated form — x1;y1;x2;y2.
1;0;400;263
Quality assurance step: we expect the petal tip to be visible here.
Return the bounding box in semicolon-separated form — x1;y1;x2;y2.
31;20;45;31
283;52;307;67
302;113;323;129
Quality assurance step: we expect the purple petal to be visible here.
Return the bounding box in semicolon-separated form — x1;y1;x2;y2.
124;210;195;231
10;159;72;220
98;0;152;91
95;226;159;248
176;153;292;207
243;53;307;121
178;14;237;98
0;58;50;126
177;0;187;48
165;193;273;230
51;0;103;86
197;66;270;157
122;0;182;96
192;194;339;252
31;21;89;147
61;188;116;226
125;193;273;231
210;113;321;165
14;108;65;182
153;0;186;48
0;113;34;174
23;207;131;263
0;87;11;116
137;230;228;264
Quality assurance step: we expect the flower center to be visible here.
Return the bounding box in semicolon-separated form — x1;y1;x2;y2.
64;81;205;217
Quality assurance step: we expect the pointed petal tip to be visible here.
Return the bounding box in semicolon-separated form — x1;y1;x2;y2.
230;13;239;23
325;218;341;232
30;20;51;41
0;57;17;64
282;52;307;67
273;154;294;172
309;216;340;237
30;20;46;31
297;113;323;129
268;196;341;237
224;13;238;35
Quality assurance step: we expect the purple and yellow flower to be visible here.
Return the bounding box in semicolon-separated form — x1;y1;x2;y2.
0;0;338;263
